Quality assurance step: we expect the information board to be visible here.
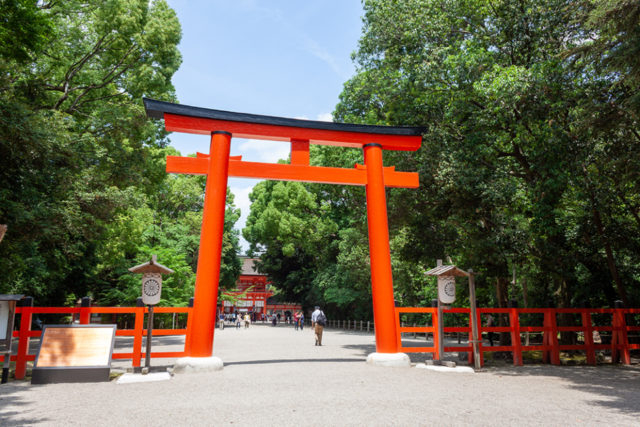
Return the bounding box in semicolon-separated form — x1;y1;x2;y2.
0;301;8;341
32;325;116;384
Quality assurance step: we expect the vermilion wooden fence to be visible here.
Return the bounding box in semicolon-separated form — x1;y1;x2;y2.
7;305;638;380
10;306;192;380
395;307;640;367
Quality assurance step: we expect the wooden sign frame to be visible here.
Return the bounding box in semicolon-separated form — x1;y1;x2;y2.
31;324;116;384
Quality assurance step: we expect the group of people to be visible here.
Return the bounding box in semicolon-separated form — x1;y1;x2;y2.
292;311;305;330
218;312;252;329
217;306;329;348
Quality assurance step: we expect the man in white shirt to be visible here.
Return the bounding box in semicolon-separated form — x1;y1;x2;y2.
311;306;326;346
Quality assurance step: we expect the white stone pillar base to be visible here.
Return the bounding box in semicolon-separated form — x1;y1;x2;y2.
366;352;410;367
173;356;224;373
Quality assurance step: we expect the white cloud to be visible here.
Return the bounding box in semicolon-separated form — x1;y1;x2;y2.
303;37;346;78
236;139;291;164
316;112;333;122
228;179;260;254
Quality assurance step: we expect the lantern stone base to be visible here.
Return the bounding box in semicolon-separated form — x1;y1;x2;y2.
366;352;411;367
173;356;224;373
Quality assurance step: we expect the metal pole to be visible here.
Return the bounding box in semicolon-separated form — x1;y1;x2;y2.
144;305;154;372
468;270;481;370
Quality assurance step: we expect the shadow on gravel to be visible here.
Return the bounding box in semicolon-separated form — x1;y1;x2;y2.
225;358;362;366
485;365;640;416
0;383;51;426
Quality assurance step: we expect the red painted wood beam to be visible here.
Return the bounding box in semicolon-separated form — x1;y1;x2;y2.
166;156;419;188
164;113;422;151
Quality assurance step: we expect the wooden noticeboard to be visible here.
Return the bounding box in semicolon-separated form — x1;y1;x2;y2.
32;325;116;384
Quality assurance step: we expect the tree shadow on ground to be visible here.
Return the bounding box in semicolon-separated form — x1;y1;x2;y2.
0;382;51;426
225;358;362;366
484;364;640;416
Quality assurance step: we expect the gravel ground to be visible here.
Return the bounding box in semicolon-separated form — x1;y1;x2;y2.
1;323;639;426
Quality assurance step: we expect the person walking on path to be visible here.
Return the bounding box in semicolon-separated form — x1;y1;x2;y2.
311;306;327;346
293;311;300;330
244;313;251;329
299;312;304;331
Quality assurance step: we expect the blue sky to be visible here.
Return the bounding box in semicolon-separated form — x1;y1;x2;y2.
165;0;364;252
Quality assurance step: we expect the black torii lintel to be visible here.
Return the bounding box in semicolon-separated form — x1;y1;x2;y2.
143;98;426;137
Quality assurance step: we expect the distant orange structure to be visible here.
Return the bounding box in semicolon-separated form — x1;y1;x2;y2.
220;256;301;317
144;98;423;358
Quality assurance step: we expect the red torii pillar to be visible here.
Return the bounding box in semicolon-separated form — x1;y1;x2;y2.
143;98;423;360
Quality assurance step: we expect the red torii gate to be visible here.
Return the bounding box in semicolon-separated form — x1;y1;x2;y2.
144;98;423;360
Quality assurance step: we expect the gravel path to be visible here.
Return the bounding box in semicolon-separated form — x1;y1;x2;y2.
1;323;639;426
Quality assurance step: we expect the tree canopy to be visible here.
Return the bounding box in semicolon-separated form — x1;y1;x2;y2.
0;1;241;306
244;0;640;319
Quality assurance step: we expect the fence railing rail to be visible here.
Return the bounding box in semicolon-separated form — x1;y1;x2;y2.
395;307;640;366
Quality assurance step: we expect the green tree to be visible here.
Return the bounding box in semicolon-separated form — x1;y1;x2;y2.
0;0;185;305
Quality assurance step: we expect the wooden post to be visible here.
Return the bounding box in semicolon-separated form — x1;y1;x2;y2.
132;303;145;368
1;300;17;384
188;131;232;357
582;310;596;365
364;142;399;354
144;305;154;372
509;300;523;366
468;270;481;369
14;297;33;380
436;302;444;361
611;301;630;364
79;296;91;324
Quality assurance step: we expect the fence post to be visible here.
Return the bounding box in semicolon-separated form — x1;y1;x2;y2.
360;320;363;331
367;321;370;332
581;310;596;365
543;310;560;365
14;297;33;380
509;300;523;366
132;298;145;368
611;300;630;365
476;306;484;367
79;296;91;324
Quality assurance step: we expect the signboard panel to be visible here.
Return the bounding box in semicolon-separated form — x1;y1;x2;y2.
36;326;114;367
0;301;8;341
32;325;116;384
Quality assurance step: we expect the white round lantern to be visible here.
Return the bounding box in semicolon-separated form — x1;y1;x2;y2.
437;275;456;304
141;273;163;305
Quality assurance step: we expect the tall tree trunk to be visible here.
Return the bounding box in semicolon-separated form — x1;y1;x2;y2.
582;164;630;306
557;277;576;346
496;276;510;346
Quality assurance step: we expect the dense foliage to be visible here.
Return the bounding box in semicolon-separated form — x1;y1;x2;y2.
0;1;241;306
244;0;640;320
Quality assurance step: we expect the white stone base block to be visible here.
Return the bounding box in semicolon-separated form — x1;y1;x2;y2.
116;372;172;384
366;352;411;367
415;363;475;373
173;356;224;373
